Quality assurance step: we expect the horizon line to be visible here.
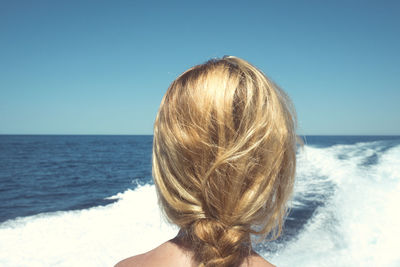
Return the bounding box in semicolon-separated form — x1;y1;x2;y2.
1;134;399;137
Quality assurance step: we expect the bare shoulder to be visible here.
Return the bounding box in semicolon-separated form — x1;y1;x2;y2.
114;254;145;267
114;241;274;267
114;241;193;267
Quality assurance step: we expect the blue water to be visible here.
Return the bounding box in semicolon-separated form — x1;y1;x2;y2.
0;135;152;222
1;135;400;266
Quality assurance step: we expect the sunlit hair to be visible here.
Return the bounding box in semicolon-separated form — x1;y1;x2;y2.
152;56;298;267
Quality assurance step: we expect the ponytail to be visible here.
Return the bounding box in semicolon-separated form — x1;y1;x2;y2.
153;56;297;266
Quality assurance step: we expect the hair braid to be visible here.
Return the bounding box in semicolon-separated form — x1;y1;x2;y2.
153;56;298;266
180;219;251;267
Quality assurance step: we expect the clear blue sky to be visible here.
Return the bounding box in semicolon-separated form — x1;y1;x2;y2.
1;0;399;135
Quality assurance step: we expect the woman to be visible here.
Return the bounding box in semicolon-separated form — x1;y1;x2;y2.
116;56;298;267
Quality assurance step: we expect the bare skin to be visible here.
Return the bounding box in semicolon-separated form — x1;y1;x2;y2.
115;237;275;267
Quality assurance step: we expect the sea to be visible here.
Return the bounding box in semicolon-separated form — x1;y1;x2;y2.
0;135;399;267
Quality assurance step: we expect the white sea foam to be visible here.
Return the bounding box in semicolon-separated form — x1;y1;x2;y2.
0;185;177;267
268;142;400;267
0;142;399;266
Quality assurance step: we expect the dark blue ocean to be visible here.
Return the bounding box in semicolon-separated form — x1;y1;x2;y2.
1;135;399;266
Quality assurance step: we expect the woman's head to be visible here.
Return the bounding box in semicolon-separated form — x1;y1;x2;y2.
152;56;297;267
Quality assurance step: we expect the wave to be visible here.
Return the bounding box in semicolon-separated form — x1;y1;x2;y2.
0;185;178;267
267;142;400;266
0;141;399;266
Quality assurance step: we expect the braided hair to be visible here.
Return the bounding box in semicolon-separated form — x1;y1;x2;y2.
153;56;297;267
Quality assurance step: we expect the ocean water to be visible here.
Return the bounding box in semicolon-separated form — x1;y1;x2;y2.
0;135;399;267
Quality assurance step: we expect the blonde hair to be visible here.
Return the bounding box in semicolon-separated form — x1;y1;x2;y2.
152;56;297;267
